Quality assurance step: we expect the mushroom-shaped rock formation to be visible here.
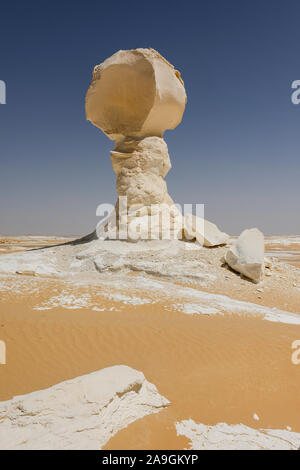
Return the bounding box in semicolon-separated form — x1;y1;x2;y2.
86;48;187;240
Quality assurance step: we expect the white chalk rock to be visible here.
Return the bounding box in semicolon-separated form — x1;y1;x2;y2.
86;48;187;239
225;228;264;283
0;251;58;276
0;365;169;450
86;48;186;141
111;137;174;210
176;420;300;450
184;214;229;247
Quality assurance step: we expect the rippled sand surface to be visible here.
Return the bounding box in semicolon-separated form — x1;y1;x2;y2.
0;235;300;449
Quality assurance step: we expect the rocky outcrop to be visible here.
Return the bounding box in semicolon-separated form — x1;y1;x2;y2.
225;228;265;283
86;48;187;240
176;420;300;450
0;365;169;450
85;49;233;244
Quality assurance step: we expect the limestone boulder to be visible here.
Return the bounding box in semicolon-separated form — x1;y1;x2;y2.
184;214;229;247
225;228;264;283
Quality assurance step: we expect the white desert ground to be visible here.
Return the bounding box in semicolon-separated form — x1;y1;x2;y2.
0;234;300;450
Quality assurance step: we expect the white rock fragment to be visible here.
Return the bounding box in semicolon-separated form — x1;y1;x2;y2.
225;228;265;283
264;257;272;269
0;365;169;450
94;253;125;272
184;214;229;247
176;420;300;450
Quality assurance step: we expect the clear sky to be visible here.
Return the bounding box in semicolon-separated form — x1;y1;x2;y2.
0;0;299;236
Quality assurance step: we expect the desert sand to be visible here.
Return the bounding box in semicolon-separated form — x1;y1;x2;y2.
0;235;300;449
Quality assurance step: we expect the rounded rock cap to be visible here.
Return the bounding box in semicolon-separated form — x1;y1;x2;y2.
85;48;187;141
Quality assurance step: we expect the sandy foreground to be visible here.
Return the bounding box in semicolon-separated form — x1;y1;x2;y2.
0;235;300;449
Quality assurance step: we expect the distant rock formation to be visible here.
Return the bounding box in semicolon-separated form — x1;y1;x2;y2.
0;365;169;450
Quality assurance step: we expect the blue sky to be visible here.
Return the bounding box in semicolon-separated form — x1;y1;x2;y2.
0;0;299;236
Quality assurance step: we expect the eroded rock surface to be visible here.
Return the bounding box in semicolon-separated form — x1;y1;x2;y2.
0;365;169;450
176;420;300;450
86;48;188;240
86;48;186;141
